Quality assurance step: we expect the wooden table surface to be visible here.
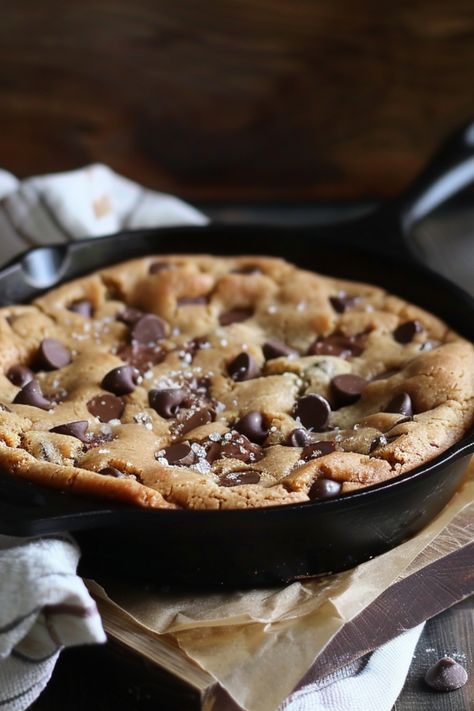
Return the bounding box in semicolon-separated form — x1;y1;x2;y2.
30;596;473;710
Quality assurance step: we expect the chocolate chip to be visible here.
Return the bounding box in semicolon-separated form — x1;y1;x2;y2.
231;266;262;275
308;334;363;359
219;307;254;326
82;431;113;451
99;466;128;479
393;320;423;344
308;478;342;500
286;428;310;447
234;411;268;444
262;340;297;360
329;293;359;313
36;338;71;370
219;470;261;486
87;394;124;422
131;314;167;344
68;299;93;317
227;352;259;381
180;408;214;434
218;434;263;463
50;421;89;442
148;388;186;418
369;434;388;452
424;657;468;691
331;374;367;407
178;296;209;306
149;261;172;274
102;365;139;396
302;440;336;460
182;337;211;355
7;364;34;388
117;342;166;372
13;380;52;410
117;307;145;325
161;442;195;466
294;394;331;431
385;392;413;417
205;441;223;463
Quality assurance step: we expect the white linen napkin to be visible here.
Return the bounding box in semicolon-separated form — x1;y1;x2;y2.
0;165;425;711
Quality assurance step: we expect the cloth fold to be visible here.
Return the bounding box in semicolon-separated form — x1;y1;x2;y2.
0;534;106;711
0;165;425;711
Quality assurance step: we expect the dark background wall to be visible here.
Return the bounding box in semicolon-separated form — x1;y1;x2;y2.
1;1;473;200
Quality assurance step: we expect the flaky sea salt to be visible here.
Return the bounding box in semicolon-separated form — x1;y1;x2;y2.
209;432;222;442
192;459;212;474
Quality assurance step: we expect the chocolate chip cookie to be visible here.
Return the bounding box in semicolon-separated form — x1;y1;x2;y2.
0;254;472;509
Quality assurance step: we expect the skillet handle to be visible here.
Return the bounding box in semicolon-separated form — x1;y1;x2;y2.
395;119;474;234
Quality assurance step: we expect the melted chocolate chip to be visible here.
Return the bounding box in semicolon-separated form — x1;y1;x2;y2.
82;431;114;451
50;421;89;442
87;394;124;422
393;320;423;344
308;478;342;500
286;428;310;447
149;388;187;418
329;293;359;313
262;340;297;360
234;411;268;444
117;342;166;372
102;365;139;396
231;266;262;275
302;440;336;460
161;442;196;466
36;338;71;370
180;408;214;434
149;261;172;274
13;380;52;410
227;352;259;381
182;337;211;355
385;392;413;417
424;657;468;692
7;364;34;388
308;334;363;359
131;314;167;344
68;299;93;317
294;394;331;431
219;307;254;326
219;470;261;486
117;307;145;325
178;296;209;306
331;374;367;407
369;434;388;452
218;434;263;463
99;466;128;479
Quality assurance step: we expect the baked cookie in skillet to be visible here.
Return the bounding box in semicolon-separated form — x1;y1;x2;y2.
0;254;472;510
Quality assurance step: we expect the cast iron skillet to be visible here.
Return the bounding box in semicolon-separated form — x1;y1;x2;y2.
0;123;473;589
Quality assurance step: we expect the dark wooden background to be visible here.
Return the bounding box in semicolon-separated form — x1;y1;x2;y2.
1;1;474;200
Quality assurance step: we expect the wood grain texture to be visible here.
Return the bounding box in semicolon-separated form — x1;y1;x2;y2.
394;596;473;711
1;2;474;199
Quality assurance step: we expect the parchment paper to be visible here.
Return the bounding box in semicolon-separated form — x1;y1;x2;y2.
89;461;474;711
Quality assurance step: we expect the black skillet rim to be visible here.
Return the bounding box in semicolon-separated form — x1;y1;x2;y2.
1;223;473;522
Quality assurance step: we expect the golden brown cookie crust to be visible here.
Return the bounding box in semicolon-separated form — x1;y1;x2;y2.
0;254;472;510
